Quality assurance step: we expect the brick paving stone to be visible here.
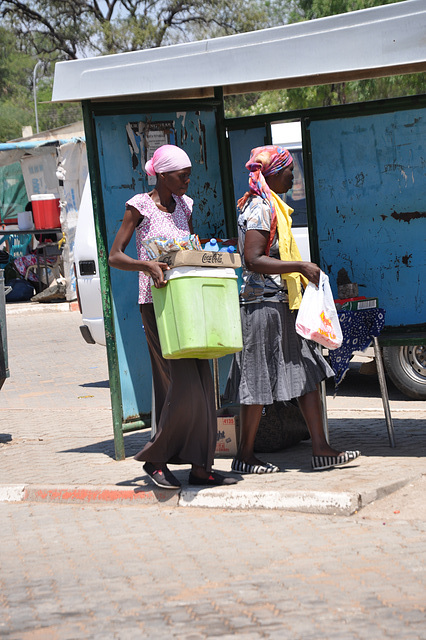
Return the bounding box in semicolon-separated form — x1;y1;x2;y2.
2;501;424;639
1;304;426;638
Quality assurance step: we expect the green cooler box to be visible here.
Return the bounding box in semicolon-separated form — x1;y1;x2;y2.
151;265;243;359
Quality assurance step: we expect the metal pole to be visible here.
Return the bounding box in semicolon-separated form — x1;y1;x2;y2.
320;379;329;443
82;100;127;460
0;269;10;390
33;60;42;134
212;358;221;410
373;336;396;448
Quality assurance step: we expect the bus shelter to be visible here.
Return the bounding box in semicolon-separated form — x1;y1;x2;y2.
52;0;426;459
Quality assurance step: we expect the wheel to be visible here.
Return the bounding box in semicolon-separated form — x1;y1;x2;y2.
383;345;426;400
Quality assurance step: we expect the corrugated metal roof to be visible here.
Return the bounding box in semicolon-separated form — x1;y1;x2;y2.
0;139;85;168
0;139;81;150
52;0;426;103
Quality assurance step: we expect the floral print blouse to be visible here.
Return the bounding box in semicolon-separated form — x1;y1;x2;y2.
126;192;192;303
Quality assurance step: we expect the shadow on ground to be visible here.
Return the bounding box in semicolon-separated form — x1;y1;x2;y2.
80;380;110;389
59;418;426;463
325;364;410;401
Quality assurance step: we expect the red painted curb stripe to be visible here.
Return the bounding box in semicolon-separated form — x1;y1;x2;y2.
23;486;180;505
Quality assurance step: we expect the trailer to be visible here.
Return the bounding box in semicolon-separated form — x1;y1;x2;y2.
52;0;426;457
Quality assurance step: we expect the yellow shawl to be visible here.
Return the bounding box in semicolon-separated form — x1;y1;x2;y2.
271;190;308;310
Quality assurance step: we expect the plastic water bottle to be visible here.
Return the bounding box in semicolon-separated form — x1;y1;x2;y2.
204;238;219;251
219;245;236;253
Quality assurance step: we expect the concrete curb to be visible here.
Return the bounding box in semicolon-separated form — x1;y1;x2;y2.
5;301;78;316
1;483;359;514
0;485;26;502
180;488;360;515
1;474;420;514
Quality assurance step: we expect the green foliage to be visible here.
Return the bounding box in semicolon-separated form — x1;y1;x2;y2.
36;81;82;133
0;27;34;98
0;0;424;139
0;27;36;140
224;0;424;118
225;91;287;118
0;27;82;141
292;0;405;21
0;102;34;141
0;0;274;139
224;73;426;119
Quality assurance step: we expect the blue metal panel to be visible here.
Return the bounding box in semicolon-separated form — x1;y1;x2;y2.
229;127;267;207
95;110;225;420
308;108;426;329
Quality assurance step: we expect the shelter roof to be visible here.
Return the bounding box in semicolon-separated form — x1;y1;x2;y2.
52;0;426;104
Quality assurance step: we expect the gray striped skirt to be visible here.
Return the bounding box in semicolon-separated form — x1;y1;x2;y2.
224;301;334;406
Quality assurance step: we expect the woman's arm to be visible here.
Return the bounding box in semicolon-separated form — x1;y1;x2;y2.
108;206;169;288
244;229;321;286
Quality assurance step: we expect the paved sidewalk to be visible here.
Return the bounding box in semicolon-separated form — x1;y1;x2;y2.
2;499;426;640
1;303;425;515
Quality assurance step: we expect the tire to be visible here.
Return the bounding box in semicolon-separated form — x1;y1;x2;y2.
383;345;426;400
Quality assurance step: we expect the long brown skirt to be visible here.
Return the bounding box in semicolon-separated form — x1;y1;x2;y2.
133;303;217;469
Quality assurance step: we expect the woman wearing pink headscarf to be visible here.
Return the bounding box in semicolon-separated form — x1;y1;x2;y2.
224;145;360;473
109;144;237;489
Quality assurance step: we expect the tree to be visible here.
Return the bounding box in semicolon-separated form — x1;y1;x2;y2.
0;27;35;140
0;26;82;141
36;81;82;133
0;0;276;138
223;0;425;117
0;0;275;139
1;0;422;138
0;0;271;60
0;27;34;98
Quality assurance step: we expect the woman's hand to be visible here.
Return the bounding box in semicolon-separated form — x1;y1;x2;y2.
145;261;170;288
299;262;321;286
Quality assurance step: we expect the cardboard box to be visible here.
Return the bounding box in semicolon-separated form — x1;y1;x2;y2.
335;297;379;311
215;415;240;457
157;250;241;270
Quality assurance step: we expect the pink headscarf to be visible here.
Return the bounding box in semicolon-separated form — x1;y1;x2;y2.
145;144;191;177
237;145;293;255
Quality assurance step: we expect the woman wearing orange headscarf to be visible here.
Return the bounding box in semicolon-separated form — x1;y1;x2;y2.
225;145;360;473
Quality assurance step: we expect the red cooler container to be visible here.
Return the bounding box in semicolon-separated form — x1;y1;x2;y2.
31;194;61;229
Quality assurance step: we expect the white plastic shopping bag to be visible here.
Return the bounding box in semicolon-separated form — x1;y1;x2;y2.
295;271;343;350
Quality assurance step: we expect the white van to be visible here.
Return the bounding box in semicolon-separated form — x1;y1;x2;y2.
73;177;106;346
271;121;310;261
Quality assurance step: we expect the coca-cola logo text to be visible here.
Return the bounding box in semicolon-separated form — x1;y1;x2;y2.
202;253;224;264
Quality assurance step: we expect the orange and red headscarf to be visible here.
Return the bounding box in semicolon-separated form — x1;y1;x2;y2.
238;145;293;255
